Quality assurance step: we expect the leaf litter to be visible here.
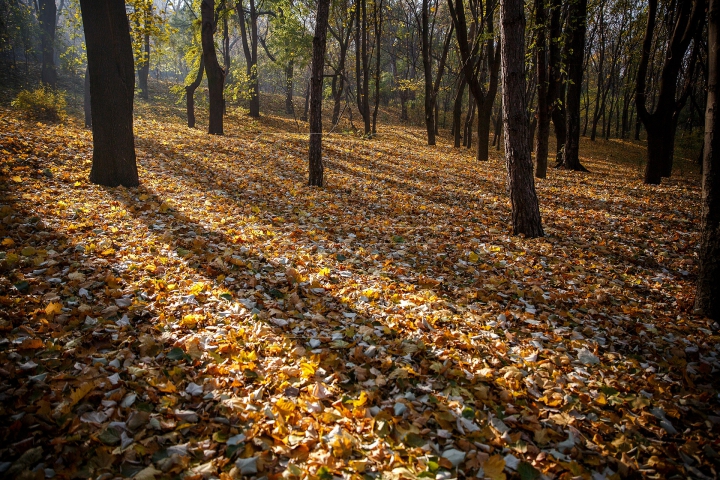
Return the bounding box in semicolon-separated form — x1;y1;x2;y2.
0;106;718;479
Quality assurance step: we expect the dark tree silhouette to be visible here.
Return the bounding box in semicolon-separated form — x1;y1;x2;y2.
562;0;588;171
201;0;226;135
79;0;139;187
696;0;720;320
308;0;331;186
499;0;543;237
39;0;57;88
185;55;205;129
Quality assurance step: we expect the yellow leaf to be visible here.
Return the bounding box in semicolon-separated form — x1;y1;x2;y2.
300;361;317;379
275;397;296;415
469;251;479;263
1;238;14;247
182;313;203;328
11;175;22;183
21;246;36;256
482;455;506;480
189;282;206;295
318;267;331;277
45;302;63;315
157;382;177;393
139;193;149;201
353;391;369;407
5;253;19;265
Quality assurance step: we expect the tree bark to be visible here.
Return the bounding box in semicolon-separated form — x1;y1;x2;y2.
696;0;720;320
562;0;588;171
39;0;57;88
372;0;383;134
500;0;543;237
636;0;705;184
236;0;260;117
138;32;150;100
79;0;138;187
84;64;92;129
201;0;225;135
453;75;467;147
534;0;549;178
309;0;331;187
185;55;205;128
285;59;295;115
421;0;435;145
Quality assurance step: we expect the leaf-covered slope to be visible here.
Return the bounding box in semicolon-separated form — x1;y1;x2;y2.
0;107;717;480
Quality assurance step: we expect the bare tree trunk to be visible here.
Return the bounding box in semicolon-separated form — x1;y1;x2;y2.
421;0;435;145
186;55;205;128
202;0;225;135
39;0;57;88
309;0;331;186
138;32;150;100
636;0;705;184
372;0;383;134
500;0;543;237
696;0;720;320
285;59;295;115
534;0;549;178
453;75;467;147
84;64;92;128
562;0;588;171
79;0;138;187
464;99;475;148
301;80;310;121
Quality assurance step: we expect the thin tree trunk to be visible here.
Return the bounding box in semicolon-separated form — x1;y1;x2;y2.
39;0;57;88
453;75;467;147
84;64;92;128
201;0;225;135
500;0;543;237
534;0;549;178
186;55;205;128
79;0;138;187
696;0;720;319
285;59;295;115
301;79;310;121
309;0;332;186
138;32;150;100
562;0;588;171
372;0;383;134
421;0;435;145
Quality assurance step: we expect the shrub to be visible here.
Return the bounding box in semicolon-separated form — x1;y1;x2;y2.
11;87;67;122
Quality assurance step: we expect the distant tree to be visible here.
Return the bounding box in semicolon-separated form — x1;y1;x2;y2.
561;0;588;171
696;0;719;320
127;0;168;100
201;0;225;135
636;0;705;184
185;55;205;128
309;0;332;186
499;0;543;237
38;0;57;88
79;0;139;187
534;0;549;178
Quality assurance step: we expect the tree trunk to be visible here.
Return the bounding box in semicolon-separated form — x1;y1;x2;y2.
39;0;57;88
421;0;435;145
534;0;549;178
372;0;383;134
236;0;260;117
309;0;331;187
696;0;720;320
185;55;205;128
499;0;543;237
84;64;92;128
79;0;138;187
201;0;225;135
138;32;150;100
453;76;467;147
464;100;475;148
562;0;587;171
547;0;565;165
636;0;705;184
301;80;310;121
285;59;295;115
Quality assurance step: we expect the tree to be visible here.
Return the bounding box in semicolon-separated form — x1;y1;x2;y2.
201;0;225;135
38;0;57;88
309;0;332;186
355;0;371;135
534;0;549;178
561;0;588;171
636;0;705;184
185;55;205;128
499;0;543;237
236;0;273;117
79;0;139;188
696;0;719;320
128;0;167;100
447;0;501;162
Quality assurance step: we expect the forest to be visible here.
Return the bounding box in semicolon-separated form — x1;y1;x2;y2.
0;0;719;478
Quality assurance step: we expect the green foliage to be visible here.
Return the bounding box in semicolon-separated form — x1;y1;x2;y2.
12;87;67;122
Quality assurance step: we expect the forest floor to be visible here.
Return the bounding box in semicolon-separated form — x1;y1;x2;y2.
0;90;718;480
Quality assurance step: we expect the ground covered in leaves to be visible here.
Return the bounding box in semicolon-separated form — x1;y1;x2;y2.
0;100;718;480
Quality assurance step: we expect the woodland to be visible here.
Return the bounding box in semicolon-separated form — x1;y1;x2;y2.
0;0;719;478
